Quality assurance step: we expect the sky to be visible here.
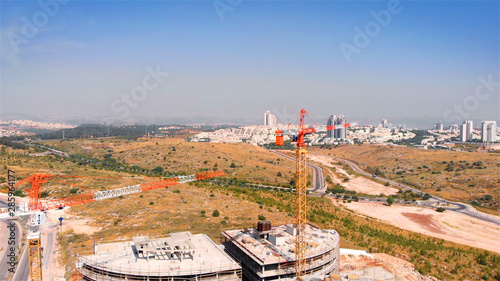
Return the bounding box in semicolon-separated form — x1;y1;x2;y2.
0;0;499;125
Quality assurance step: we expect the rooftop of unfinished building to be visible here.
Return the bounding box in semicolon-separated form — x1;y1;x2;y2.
222;223;339;265
78;231;241;276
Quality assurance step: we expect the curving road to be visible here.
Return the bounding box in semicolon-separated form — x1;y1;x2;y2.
309;151;500;226
270;150;325;193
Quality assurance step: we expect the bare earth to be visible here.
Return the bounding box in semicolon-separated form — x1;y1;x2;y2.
339;201;500;254
43;207;102;281
341;253;438;281
308;154;398;196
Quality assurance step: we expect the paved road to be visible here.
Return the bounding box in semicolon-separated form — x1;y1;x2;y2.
310;152;500;226
270;150;325;193
0;218;27;281
0;200;8;208
13;238;29;281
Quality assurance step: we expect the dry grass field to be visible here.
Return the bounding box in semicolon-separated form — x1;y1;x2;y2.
44;138;297;185
1;140;499;280
56;182;292;279
311;144;500;213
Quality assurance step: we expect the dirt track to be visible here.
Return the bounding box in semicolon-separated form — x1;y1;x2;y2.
338;201;500;254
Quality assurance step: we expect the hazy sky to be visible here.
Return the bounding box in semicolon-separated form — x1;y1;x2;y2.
1;0;498;124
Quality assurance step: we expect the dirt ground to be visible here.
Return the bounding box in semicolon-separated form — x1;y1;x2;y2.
338;201;500;254
308;154;399;196
341;253;438;281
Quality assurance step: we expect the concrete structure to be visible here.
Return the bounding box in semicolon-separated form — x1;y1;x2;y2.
434;123;444;131
326;115;335;139
78;232;242;281
334;115;347;140
380;119;389;128
222;223;340;281
460;120;474;142
264;111;277;127
326;115;347;140
481;121;497;143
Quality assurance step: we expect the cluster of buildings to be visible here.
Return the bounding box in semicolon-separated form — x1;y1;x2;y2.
77;222;341;281
0;119;75;137
326;115;347;140
189;112;415;146
264;111;277;127
457;120;497;143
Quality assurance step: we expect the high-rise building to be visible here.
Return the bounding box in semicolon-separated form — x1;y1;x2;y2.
460;120;474;142
264;111;277;127
481;121;497;143
380;119;389;128
326;115;347;140
327;115;335;139
334;115;347;139
435;123;444;131
466;120;474;141
459;123;467;142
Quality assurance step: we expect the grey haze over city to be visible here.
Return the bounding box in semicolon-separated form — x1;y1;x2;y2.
0;1;498;128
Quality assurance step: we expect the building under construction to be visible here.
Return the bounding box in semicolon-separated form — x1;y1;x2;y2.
77;231;242;281
222;222;340;281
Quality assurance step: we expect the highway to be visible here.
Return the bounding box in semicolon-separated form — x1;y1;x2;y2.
0;217;28;281
270;150;325;193
270;149;499;226
309;152;500;226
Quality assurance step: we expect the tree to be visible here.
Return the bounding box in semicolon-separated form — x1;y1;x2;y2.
212;210;220;217
258;214;266;221
230;162;237;168
385;182;390;187
277;171;282;177
387;196;395;206
152;166;164;174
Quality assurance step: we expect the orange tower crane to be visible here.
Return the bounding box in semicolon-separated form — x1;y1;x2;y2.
275;109;356;277
12;170;224;281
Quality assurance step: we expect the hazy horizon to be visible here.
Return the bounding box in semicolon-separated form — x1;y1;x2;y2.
1;1;499;124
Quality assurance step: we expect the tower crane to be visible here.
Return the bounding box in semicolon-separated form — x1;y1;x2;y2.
275;109;356;278
9;170;224;281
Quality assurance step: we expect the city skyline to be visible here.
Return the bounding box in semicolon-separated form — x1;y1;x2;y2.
1;1;498;123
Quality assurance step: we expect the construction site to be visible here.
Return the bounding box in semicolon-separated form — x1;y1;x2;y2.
77;232;242;281
7;109;349;281
222;222;340;281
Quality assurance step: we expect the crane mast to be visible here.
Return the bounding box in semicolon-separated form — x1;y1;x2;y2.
275;108;356;278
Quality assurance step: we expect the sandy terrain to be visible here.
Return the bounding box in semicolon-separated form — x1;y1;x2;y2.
308;154;399;196
341;253;438;281
339;201;500;254
45;207;101;235
42;207;101;281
